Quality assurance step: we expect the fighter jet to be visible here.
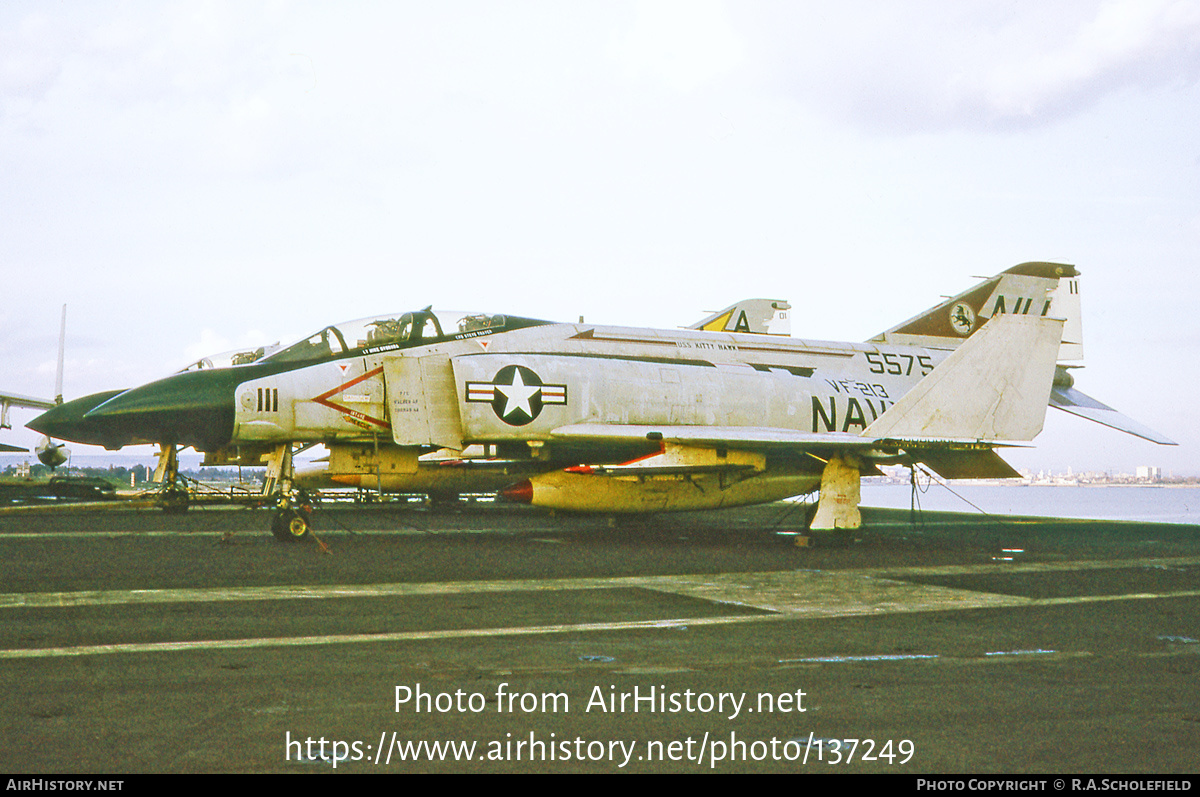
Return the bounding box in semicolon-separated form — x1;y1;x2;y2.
3;305;71;467
293;298;794;500
688;298;791;336
27;263;1173;540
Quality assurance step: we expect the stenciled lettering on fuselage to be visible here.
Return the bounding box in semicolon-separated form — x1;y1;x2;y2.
812;392;895;433
465;365;568;426
863;351;934;377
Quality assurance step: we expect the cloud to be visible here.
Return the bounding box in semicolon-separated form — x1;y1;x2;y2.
609;0;745;91
0;12;69;106
0;3;312;177
744;0;1200;132
984;0;1200;120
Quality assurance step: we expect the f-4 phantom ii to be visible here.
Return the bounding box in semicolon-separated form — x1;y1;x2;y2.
293;297;793;499
27;263;1173;539
3;305;70;467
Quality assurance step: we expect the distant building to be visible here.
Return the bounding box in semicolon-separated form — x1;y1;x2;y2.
1136;466;1162;482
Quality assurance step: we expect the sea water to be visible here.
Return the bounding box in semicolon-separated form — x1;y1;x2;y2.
859;483;1200;525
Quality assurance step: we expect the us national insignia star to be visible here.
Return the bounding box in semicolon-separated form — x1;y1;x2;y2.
465;365;567;426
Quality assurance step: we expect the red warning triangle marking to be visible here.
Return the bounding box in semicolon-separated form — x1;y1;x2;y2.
312;366;390;430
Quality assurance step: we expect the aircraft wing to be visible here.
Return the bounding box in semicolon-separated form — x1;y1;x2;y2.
915;447;1022;479
0;392;55;411
2;391;56;438
1049;385;1177;446
549;424;1024;480
551;423;868;449
0;442;29;453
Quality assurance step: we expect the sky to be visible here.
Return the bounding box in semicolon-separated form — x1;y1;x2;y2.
1;0;1198;475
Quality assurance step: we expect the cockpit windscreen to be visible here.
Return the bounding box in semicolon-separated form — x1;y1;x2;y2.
258;310;546;366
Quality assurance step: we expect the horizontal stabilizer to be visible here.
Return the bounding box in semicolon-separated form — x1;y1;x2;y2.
0;442;29;453
864;315;1063;442
1050;386;1176;446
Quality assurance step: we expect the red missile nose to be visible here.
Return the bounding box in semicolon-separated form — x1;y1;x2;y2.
499;480;533;504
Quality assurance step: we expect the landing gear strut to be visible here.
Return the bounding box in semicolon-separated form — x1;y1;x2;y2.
792;454;863;549
153;444;190;514
810;454;862;530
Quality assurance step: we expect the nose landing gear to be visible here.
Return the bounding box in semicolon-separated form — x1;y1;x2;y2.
271;490;314;542
263;443;329;552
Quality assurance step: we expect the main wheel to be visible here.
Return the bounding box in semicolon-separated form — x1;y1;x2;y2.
271;508;310;542
160;485;190;514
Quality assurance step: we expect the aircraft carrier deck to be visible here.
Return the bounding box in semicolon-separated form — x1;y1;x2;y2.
0;501;1196;774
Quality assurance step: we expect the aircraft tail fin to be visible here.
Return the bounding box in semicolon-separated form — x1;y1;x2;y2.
864;314;1064;442
870;262;1082;362
689;299;791;335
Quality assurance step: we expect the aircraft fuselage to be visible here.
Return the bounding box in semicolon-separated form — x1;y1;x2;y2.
26;264;1172;521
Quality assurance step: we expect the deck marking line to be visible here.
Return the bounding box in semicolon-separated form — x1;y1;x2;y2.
0;614;771;660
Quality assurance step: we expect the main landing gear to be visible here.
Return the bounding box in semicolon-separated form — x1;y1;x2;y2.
793;454;862;549
809;454;862;531
153;444;190;514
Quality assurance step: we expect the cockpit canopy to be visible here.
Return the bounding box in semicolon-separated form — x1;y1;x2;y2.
176;345;281;373
175;309;549;373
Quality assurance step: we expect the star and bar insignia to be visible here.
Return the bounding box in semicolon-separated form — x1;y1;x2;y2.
466;365;567;426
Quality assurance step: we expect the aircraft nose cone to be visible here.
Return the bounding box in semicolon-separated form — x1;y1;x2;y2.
83;371;237;451
26;390;127;449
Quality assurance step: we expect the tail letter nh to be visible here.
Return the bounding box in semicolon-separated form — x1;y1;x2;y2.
993;296;1038;316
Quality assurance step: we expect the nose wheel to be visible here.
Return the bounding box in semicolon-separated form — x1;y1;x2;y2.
262;444;329;551
271;505;312;541
270;486;315;542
